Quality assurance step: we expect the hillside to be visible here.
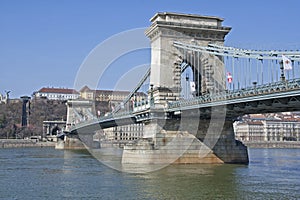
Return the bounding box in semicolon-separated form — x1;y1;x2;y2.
0;99;110;139
0;99;67;139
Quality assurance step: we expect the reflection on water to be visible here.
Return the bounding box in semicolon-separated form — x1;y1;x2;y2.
237;148;300;199
89;147;178;174
134;164;242;200
0;148;299;199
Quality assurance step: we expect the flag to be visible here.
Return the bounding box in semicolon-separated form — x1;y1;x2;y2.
282;55;292;70
131;98;135;107
190;81;196;92
227;72;233;83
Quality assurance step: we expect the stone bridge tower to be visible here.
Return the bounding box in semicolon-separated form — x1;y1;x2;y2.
123;13;248;165
145;12;231;104
57;99;95;150
66;100;94;130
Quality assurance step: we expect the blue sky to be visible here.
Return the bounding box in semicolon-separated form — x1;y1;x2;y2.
1;0;300;98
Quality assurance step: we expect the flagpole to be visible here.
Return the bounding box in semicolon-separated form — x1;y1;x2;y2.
232;57;235;90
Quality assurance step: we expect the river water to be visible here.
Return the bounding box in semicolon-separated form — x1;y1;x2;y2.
0;148;299;200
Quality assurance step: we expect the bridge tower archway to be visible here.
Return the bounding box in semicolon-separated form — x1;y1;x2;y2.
66;100;94;131
145;12;231;104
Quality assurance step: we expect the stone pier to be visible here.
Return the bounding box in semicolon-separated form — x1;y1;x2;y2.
55;134;86;150
122;114;248;164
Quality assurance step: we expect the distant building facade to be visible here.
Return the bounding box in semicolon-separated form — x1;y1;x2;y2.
264;119;300;141
79;86;147;103
234;113;300;142
103;124;144;142
235;121;264;141
34;87;80;100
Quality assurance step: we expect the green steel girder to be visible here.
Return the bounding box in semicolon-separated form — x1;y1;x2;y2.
174;41;300;61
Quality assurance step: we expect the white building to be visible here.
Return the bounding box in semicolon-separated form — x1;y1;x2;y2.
102;124;144;143
234;118;300;142
264;119;300;141
34;87;80;100
234;121;264;141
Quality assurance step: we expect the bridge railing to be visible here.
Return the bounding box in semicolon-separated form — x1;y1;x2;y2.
132;98;152;113
167;78;300;109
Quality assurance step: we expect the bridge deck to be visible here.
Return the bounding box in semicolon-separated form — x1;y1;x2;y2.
70;78;300;133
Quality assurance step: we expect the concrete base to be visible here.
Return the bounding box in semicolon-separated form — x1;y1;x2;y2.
122;118;249;164
122;131;223;164
55;134;86;150
209;121;249;164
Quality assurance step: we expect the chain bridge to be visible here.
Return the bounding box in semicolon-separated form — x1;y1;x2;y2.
66;12;300;165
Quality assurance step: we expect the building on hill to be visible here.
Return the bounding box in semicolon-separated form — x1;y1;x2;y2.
33;87;80;100
79;86;147;103
78;86;147;144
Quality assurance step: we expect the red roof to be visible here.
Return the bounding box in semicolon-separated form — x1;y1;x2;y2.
38;87;79;94
248;121;264;125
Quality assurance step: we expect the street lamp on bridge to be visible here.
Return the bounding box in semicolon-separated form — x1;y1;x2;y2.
279;60;286;82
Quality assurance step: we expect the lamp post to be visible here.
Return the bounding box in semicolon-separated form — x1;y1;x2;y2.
150;84;154;106
185;73;189;98
279;60;285;81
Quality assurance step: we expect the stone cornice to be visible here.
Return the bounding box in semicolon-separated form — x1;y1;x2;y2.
145;12;231;42
146;23;230;41
150;12;225;24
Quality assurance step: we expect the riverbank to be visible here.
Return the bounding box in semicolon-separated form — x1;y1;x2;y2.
0;139;56;148
243;141;300;148
2;139;300;149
